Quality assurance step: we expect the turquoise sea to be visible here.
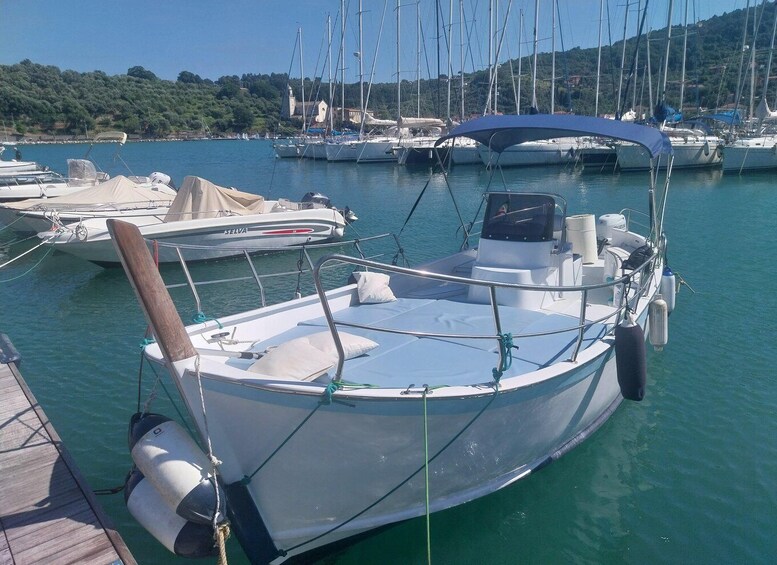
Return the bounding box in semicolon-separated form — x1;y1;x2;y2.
1;140;776;564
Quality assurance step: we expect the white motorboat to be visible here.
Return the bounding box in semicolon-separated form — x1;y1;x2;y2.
0;143;42;173
721;135;777;172
109;115;678;563
0;158;108;203
1;174;176;234
42;176;353;265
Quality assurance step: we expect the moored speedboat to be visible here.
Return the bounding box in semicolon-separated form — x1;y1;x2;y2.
42;175;353;265
1;174;176;234
109;114;679;563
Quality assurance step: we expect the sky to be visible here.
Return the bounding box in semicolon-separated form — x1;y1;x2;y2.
0;0;753;85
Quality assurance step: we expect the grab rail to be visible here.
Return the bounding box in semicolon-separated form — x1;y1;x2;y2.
312;252;657;382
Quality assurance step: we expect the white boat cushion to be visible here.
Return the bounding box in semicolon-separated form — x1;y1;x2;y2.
247;331;378;381
352;271;396;304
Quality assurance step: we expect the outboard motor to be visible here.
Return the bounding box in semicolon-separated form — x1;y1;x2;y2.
150;171;174;188
301;192;332;208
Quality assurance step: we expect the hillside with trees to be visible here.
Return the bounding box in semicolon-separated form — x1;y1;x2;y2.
0;4;773;140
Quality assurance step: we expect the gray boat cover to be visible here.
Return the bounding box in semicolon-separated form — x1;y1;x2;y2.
164;176;265;222
3;175;175;211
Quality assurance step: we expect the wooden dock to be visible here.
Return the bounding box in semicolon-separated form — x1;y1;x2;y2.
0;336;135;565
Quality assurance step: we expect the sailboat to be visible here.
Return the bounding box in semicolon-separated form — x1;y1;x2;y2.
110;114;679;563
615;0;722;171
722;3;777;173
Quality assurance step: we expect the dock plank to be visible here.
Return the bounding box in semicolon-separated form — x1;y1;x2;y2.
0;360;135;565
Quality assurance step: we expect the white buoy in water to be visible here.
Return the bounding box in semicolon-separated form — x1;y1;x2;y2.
648;294;669;351
125;467;217;558
660;266;676;313
129;413;226;525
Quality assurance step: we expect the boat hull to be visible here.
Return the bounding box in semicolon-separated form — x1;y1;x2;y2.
722;138;777;171
617;138;722;170
45;210;346;265
355;139;398;163
325;141;359;162
175;329;630;561
478;139;577;167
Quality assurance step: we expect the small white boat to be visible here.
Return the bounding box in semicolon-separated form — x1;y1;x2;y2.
0;143;42;173
108;115;679;563
42;176;353;265
1;174;176;234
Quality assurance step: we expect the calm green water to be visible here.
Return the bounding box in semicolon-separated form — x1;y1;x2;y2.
1;141;775;564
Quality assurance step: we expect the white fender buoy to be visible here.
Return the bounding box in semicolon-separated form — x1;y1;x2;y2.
660;266;677;313
648;295;669;351
125;467;217;558
129;413;226;525
703;140;710;157
614;314;647;401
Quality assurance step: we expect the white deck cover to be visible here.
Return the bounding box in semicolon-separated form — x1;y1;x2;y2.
164;176;265;222
2;175;174;211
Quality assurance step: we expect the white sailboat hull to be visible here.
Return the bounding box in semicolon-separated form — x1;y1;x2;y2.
722;137;777;171
617;137;722;170
355;139;398;163
478;139;577;167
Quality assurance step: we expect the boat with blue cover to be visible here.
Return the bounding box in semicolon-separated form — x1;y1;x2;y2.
109;114;679;563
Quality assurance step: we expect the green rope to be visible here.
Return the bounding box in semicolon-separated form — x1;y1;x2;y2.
286;383;501;554
423;387;432;565
492;332;514;382
139;337;156;349
192;310;223;328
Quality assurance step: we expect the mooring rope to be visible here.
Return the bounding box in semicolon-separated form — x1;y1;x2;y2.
285;383;501;554
422;386;432;565
0;233;58;276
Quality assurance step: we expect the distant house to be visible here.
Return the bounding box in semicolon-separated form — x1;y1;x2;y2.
281;85;328;124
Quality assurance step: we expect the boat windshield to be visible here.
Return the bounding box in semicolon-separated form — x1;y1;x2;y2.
481;193;555;243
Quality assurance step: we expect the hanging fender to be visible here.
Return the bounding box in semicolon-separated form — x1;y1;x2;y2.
129;412;226;525
614;315;647;401
125;467;218;559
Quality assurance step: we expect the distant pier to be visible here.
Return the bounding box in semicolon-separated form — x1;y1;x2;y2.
0;335;135;565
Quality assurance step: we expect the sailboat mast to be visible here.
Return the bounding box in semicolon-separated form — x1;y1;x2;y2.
750;0;761;119
341;0;346;125
359;0;364;131
617;1;630;118
679;0;688;117
328;14;334;134
518;8;523;115
436;0;442;117
417;1;421;117
494;0;499;114
397;0;401;123
531;0;539;112
488;0;493;114
447;0;454;122
660;0;674;113
460;0;465;119
595;0;603;116
647;31;654;114
299;27;307;133
551;0;557;114
632;0;641;113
